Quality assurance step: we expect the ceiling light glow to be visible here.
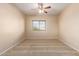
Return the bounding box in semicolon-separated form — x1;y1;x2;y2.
39;9;44;13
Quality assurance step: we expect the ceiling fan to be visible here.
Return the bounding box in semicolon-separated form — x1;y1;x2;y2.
33;3;51;14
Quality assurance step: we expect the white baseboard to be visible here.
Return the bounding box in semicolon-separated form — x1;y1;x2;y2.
59;38;79;52
25;37;58;40
0;38;25;55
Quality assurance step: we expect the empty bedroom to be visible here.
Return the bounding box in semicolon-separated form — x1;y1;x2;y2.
0;3;79;56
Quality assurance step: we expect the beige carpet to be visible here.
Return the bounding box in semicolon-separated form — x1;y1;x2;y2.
1;39;79;56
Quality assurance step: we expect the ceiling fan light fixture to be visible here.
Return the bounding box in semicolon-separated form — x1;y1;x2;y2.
38;9;44;14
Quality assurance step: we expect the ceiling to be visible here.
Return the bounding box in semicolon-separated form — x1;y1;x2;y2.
12;3;71;16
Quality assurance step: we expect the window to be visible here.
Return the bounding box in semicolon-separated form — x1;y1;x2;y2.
32;20;46;31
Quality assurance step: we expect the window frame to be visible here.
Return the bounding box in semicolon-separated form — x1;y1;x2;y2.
32;20;46;31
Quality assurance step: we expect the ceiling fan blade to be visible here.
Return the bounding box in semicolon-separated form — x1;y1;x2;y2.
31;8;39;11
44;10;48;13
44;6;51;9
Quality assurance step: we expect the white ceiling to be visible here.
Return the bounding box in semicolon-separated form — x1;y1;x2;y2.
12;3;71;16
